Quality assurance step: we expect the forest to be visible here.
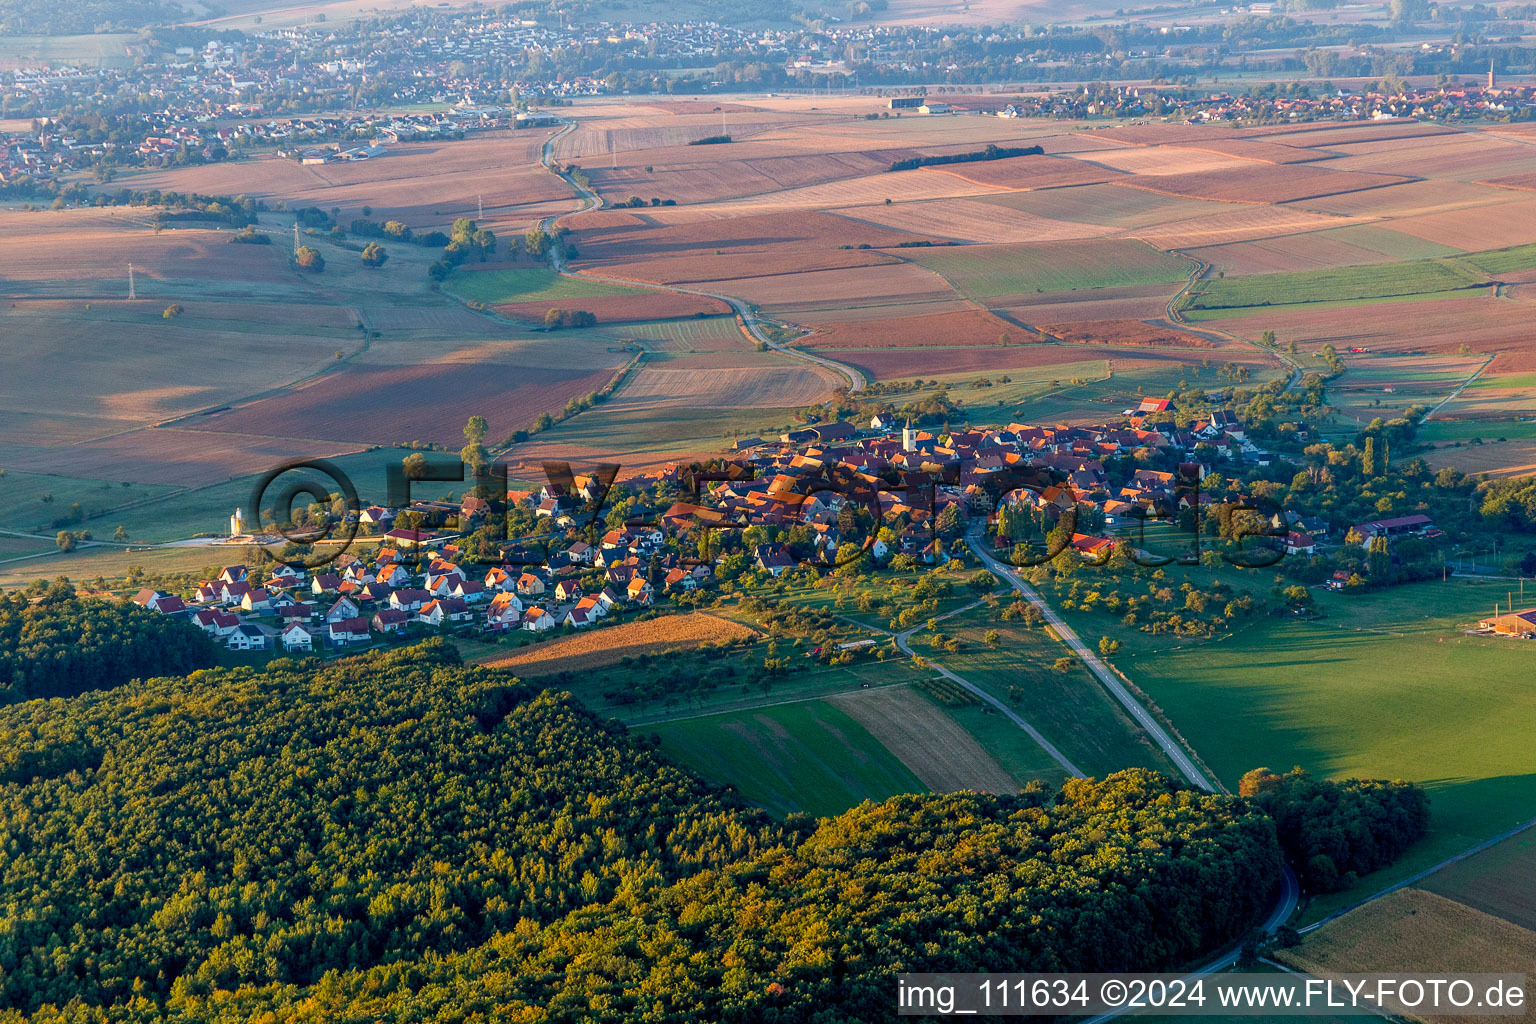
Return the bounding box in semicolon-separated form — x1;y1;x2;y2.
0;641;1284;1023
0;586;213;705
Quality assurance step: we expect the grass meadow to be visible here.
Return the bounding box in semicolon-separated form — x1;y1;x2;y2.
650;699;925;817
902;239;1190;300
1054;577;1536;918
446;266;646;305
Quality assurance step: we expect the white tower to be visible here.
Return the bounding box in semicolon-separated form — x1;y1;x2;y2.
293;221;300;254
229;507;245;535
127;262;136;300
903;420;915;451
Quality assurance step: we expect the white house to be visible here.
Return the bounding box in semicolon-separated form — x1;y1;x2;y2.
281;622;315;651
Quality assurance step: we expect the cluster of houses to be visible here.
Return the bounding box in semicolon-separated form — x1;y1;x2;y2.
129;527;701;653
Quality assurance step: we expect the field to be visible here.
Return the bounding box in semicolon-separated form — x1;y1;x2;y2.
827;684;1019;794
610;352;834;410
615;316;750;352
447;266;647;305
477;612;758;675
650;699;925;818
901;239;1192;301
497;291;731;323
1279;890;1536;1023
1422;830;1536;931
1064;578;1536;911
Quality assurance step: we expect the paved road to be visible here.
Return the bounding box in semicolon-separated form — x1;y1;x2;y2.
966;525;1215;793
537;119;865;393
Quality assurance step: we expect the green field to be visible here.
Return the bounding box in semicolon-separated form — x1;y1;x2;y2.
1066;578;1536;918
1184;242;1536;314
939;699;1074;787
650;699;925;817
1422;829;1536;931
615;316;747;351
902;239;1191;300
1416;419;1536;442
519;402;803;459
0;34;134;66
447;267;646;305
937;605;1176;778
0;471;177;535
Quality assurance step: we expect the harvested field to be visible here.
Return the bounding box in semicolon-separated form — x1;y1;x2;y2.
616;317;751;352
828;685;1019;794
711;167;1005;211
566;209;936;261
1040;318;1216;349
1135;203;1364;249
496;291;730;323
1073;145;1258;177
580;247;900;286
124;130;572;231
587;149;898;206
1423;831;1536;931
834;197;1115;244
609;353;834;409
1388;198;1536;252
1425;438;1536;478
1116;164;1409;204
1254;120;1460;148
477;612;758;675
796;307;1023;349
901;239;1190;300
0;429;365;488
1210;296;1536;369
727;262;959;313
994;285;1184;327
1294;179;1516;218
977;183;1226;230
842;345;1201;380
1328;134;1536;182
1278;889;1536;1024
183;337;627;446
923;152;1124;190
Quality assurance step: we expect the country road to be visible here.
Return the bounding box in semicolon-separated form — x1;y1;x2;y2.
884;599;1086;779
536;120;866;394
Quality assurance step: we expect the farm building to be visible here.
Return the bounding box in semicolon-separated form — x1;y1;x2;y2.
1479;608;1536;638
1351;514;1433;544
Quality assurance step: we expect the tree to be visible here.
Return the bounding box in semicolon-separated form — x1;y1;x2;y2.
524;226;551;258
162;304;183;318
460;415;489;471
1361;436;1377;477
984;629;1000;647
361;242;389;267
1098;636;1120;656
113;525;128;542
1053;656;1073;672
295;245;325;273
403;452;430;480
55;531;76;553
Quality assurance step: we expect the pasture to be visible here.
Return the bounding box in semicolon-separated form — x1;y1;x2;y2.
651;699;925;818
901;239;1191;301
1073;578;1536;912
446;266;647;305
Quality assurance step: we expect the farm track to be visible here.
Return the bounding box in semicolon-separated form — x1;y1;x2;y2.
536;120;867;394
1163;250;1303;393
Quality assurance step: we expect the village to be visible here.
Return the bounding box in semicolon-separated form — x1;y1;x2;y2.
118;396;1508;658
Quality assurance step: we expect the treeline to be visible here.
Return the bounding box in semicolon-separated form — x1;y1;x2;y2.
0;642;1284;1021
52;185;264;227
887;143;1044;172
0;587;214;705
1241;767;1430;892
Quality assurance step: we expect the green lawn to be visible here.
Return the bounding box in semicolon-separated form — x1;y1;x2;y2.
650;699;925;817
1077;578;1536;918
901;239;1191;300
1417;419;1536;442
446;267;646;305
938;604;1177;778
0;471;177;536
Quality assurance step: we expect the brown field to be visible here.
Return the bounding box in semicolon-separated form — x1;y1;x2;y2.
609;352;834;409
496;291;730;323
928;152;1125;190
796;307;1022;349
1039;318;1217;348
1214;296;1536;369
579;247;900;286
476;612;758;675
1074;145;1259;177
1388;198;1536;251
978;183;1227;230
182;336;627;446
1423;831;1536;931
834;196;1115;244
0;428;365;487
1329;134;1535;182
1294;179;1515;219
565;208;937;260
1135;203;1361;248
1117;163;1409;204
708;167;1005;211
992;284;1179;326
1253;119;1461;147
828;685;1019;794
843;345;1199;380
586;149;897;206
1183;226;1459;275
1278;889;1536;1024
123;130;572;232
725;262;959;312
1423;438;1536;478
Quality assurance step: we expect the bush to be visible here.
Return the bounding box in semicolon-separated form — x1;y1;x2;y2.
294;246;325;273
161;304;183;319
